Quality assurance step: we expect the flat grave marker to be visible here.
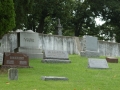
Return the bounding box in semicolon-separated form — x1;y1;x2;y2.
0;53;3;65
106;57;118;63
88;58;109;69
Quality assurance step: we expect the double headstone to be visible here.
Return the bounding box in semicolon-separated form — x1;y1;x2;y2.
2;52;30;68
14;32;43;59
80;35;99;57
42;50;71;63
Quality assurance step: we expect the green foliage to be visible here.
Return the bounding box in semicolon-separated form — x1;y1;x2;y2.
0;0;15;38
0;55;120;90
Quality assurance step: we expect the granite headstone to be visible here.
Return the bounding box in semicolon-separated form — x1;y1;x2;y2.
88;58;109;69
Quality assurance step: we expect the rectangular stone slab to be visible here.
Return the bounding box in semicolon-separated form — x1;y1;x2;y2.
44;50;69;59
106;57;118;63
41;76;68;81
0;53;3;65
88;58;109;69
42;59;71;63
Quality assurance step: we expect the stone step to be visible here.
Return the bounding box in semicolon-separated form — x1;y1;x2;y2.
41;76;68;81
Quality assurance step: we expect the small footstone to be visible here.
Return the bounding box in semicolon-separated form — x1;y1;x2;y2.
8;68;18;80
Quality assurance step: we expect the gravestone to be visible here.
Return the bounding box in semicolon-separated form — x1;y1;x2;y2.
2;52;30;68
106;57;118;63
41;76;68;81
14;32;43;59
80;36;99;57
88;58;109;69
8;68;18;80
0;53;3;65
42;50;71;63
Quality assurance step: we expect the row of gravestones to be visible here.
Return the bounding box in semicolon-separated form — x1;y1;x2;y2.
0;32;119;80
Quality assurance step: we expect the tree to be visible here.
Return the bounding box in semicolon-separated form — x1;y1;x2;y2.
0;0;15;38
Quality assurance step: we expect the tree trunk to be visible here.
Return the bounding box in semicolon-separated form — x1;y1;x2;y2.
36;16;45;33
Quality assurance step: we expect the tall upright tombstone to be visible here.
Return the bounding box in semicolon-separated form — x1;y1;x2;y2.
14;31;43;59
80;35;100;57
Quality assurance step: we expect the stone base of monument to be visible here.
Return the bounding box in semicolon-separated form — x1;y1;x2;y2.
1;65;32;68
41;76;68;81
80;51;99;57
42;59;71;63
106;57;118;63
14;47;43;59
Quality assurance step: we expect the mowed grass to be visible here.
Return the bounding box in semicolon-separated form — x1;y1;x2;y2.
0;55;120;90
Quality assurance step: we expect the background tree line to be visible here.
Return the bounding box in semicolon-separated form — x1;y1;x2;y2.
1;0;120;42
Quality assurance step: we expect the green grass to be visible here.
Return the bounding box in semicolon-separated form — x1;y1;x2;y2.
0;55;120;90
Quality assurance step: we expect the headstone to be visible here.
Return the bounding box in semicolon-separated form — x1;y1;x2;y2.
14;32;43;59
106;57;118;63
88;58;109;69
41;76;68;81
0;53;3;65
8;68;18;80
2;52;30;68
57;19;62;35
80;36;99;57
42;50;71;63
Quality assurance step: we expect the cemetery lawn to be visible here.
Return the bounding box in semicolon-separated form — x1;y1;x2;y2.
0;55;120;90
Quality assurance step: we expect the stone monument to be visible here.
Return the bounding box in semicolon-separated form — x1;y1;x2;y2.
14;31;43;59
57;18;62;35
80;35;99;57
2;52;30;68
88;58;109;69
0;53;3;65
42;50;71;63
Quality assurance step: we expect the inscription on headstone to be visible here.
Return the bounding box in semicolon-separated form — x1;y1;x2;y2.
42;50;71;63
2;52;30;68
88;58;109;69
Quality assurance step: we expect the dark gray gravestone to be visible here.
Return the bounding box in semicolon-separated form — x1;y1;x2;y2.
88;58;109;69
8;68;18;80
42;50;71;63
0;53;3;65
41;76;68;81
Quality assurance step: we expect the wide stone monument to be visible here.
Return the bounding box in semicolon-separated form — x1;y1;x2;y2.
42;50;71;63
80;35;100;57
14;31;43;59
88;58;109;69
2;52;30;68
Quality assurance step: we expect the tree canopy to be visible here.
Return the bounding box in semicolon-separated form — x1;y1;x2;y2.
0;0;15;38
1;0;120;42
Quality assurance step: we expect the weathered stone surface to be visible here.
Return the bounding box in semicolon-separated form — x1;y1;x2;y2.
42;50;71;63
88;58;109;69
17;32;39;48
8;68;18;80
42;59;71;63
106;57;118;63
44;50;69;59
80;51;99;57
0;53;3;65
41;76;68;81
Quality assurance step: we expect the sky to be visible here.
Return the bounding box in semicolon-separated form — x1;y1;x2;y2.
95;17;105;25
